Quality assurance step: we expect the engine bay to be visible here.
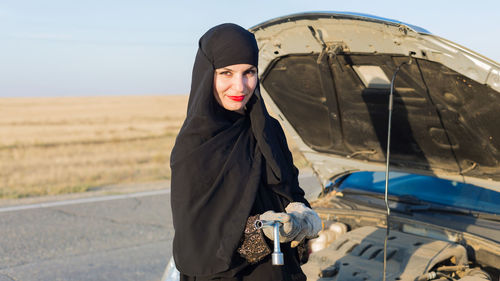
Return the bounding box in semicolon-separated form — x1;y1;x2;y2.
303;206;499;281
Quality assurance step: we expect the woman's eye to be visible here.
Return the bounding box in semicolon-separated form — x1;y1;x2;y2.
245;69;257;76
219;71;232;76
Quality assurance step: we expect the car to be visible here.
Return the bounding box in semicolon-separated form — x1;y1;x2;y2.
164;12;500;281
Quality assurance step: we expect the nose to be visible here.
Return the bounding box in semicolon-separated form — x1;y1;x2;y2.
232;75;245;93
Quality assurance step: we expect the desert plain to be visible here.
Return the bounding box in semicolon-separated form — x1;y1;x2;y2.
0;95;188;199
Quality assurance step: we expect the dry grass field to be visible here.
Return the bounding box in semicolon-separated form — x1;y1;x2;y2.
0;95;188;199
0;95;308;199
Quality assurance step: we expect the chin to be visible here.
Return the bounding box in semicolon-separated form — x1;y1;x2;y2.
223;102;243;112
232;106;244;113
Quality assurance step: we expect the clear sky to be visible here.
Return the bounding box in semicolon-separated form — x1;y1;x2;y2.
1;0;499;97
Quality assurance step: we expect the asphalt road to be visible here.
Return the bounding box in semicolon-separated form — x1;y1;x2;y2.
0;190;173;281
0;173;321;281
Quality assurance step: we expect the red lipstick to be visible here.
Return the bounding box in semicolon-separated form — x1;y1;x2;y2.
227;95;245;102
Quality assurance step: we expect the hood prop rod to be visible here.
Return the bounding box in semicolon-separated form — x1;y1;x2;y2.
383;55;413;281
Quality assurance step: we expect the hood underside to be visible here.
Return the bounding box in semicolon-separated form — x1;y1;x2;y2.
250;12;500;189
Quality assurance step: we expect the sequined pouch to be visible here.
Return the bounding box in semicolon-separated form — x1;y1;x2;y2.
237;215;271;264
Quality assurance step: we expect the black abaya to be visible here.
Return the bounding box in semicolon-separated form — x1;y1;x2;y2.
170;23;308;280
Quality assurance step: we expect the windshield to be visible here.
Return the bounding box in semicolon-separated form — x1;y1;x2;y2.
337;171;500;215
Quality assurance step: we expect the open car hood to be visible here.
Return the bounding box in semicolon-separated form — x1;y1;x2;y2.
250;12;500;191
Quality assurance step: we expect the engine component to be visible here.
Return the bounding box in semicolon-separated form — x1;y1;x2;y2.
302;226;469;281
457;269;492;281
309;222;348;253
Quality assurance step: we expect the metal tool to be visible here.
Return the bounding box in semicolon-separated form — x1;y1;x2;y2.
255;219;284;265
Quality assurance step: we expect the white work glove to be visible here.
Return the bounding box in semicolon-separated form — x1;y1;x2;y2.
259;210;301;243
260;202;322;244
285;202;322;244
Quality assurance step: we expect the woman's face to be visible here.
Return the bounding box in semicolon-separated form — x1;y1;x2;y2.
213;64;258;114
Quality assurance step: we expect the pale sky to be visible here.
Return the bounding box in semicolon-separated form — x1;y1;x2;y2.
1;0;499;97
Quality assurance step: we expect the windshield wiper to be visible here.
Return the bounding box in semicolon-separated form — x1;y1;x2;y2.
407;204;500;222
340;188;500;222
340;188;423;205
338;189;424;213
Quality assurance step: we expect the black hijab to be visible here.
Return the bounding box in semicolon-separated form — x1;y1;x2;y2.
170;23;307;276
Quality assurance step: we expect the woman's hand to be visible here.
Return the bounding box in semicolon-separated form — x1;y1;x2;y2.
259;210;301;243
259;203;322;244
285;202;322;244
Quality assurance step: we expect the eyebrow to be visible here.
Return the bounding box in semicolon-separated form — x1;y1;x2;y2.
217;66;256;72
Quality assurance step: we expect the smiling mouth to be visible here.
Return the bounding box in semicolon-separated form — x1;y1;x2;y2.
227;95;245;102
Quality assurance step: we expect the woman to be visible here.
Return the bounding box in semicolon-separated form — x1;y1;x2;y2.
170;23;321;281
